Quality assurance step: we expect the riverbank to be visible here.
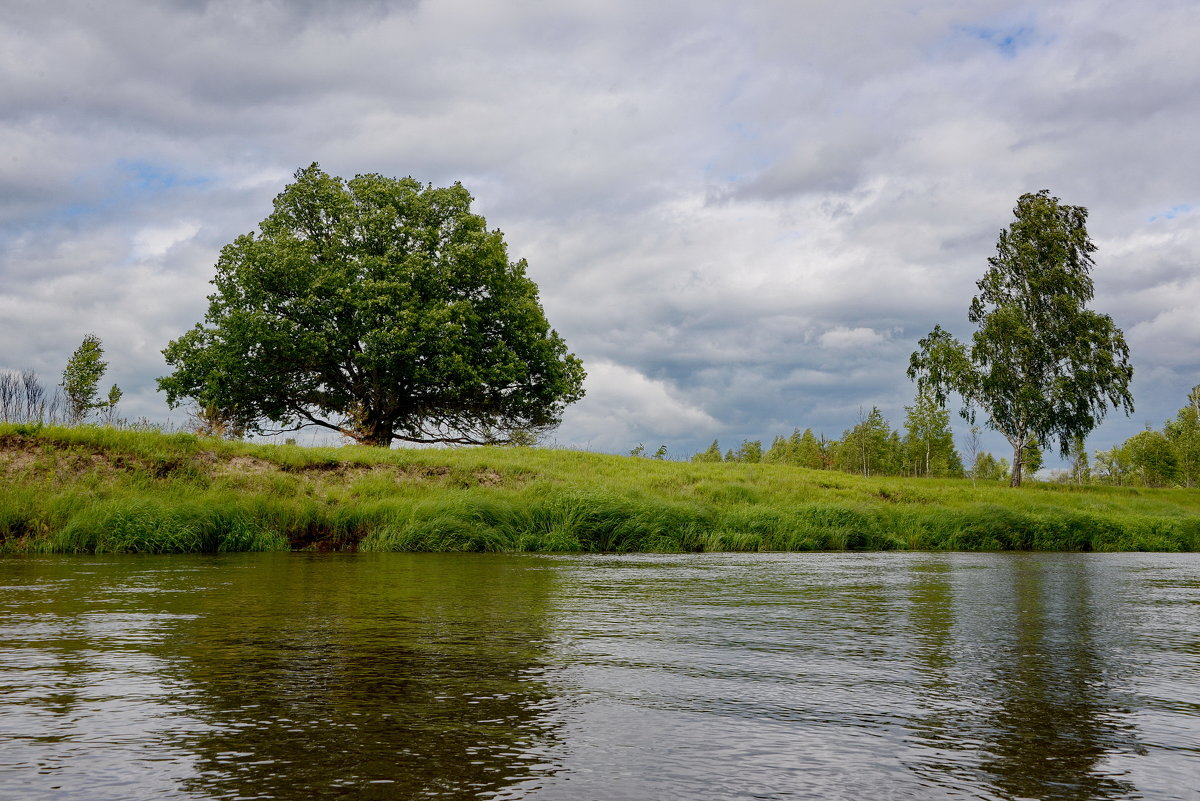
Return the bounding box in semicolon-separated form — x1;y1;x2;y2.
2;424;1198;553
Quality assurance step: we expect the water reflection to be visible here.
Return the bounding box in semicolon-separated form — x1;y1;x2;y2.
0;559;207;800
974;556;1141;800
905;555;1144;800
0;554;562;801
160;554;561;800
1;552;1198;801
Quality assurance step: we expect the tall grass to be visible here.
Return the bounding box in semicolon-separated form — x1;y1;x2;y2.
2;423;1199;554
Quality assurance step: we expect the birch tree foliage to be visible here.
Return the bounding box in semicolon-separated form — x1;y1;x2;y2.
908;190;1133;486
61;334;109;424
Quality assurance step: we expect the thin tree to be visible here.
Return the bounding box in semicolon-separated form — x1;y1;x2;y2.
62;335;110;425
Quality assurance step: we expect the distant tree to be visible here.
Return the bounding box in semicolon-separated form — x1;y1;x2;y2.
816;434;836;470
909;190;1134;486
794;428;824;470
61;334;111;424
158;164;585;447
100;384;123;425
629;443;646;458
997;457;1011;483
963;424;983;486
902;386;959;477
836;407;894;477
973;452;996;481
763;434;792;464
883;430;905;475
692;440;723;463
973;452;1011;482
1164;386;1200;488
724;448;735;462
763;438;792;462
733;439;763;464
1093;446;1130;486
503;428;539;448
0;372;14;423
1124;429;1179;487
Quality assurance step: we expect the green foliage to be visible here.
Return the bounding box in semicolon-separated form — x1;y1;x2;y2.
1164;387;1200;487
504;429;539;448
158;164;586;447
909;190;1133;485
763;434;789;464
902;386;960;477
729;439;763;463
187;400;246;440
1093;445;1130;486
692;439;723;463
1092;387;1200;488
1022;436;1044;477
761;428;825;469
99;384;122;425
1124;429;1179;488
61;334;110;424
972;452;1011;482
795;429;825;470
835;407;897;477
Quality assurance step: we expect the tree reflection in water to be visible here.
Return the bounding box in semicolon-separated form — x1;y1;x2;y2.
905;554;1143;800
160;553;561;800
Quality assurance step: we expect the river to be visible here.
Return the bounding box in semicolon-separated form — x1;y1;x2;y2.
0;552;1197;800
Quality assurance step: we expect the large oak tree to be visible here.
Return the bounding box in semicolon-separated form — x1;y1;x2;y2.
159;165;585;446
908;190;1133;486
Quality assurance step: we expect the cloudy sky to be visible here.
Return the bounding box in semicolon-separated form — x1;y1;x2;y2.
2;0;1198;464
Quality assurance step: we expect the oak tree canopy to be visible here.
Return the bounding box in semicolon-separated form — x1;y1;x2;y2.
159;164;586;446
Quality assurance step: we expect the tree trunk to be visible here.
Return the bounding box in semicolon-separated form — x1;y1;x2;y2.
354;416;395;447
1009;443;1024;487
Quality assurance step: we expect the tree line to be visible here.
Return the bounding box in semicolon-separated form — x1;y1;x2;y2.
689;386;1014;482
1083;386;1200;488
686;384;1200;489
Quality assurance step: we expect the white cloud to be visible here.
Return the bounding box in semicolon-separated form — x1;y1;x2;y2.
555;360;720;453
131;222;200;261
817;326;892;350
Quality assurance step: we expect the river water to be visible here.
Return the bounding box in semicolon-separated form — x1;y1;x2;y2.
0;552;1197;800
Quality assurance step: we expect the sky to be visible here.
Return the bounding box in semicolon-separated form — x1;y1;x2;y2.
2;0;1198;467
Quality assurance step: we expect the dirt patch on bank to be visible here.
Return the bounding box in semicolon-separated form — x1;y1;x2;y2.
213;455;276;475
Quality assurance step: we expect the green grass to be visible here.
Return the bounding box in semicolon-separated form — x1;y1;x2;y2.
2;423;1199;554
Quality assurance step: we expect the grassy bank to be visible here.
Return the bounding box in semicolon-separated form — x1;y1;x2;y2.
2;423;1199;554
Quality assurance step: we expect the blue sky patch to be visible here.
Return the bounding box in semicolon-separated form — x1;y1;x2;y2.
47;161;211;224
1149;204;1192;222
117;160;210;194
958;22;1040;57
